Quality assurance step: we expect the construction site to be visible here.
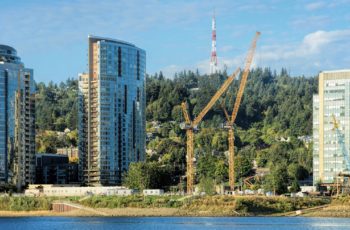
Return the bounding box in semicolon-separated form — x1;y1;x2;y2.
172;15;350;196
180;31;261;195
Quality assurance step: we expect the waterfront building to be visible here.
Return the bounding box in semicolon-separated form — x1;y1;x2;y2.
313;70;350;184
35;153;79;184
78;35;146;185
25;184;135;197
0;45;35;190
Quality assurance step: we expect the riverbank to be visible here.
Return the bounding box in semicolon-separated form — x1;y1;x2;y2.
0;208;180;217
1;195;350;217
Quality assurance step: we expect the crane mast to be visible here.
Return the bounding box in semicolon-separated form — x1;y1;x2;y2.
230;32;260;124
181;68;240;194
223;32;261;191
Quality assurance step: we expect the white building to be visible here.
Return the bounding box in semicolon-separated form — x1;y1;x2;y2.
25;184;135;197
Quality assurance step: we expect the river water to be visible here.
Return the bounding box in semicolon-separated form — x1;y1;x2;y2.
0;217;350;230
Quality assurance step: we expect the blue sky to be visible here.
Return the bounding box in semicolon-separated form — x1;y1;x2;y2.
1;0;350;83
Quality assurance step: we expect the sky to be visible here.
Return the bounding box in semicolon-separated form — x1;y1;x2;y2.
1;0;350;83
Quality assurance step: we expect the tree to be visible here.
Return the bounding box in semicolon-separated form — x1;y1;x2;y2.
287;163;309;180
234;155;253;181
171;105;184;122
198;177;215;195
214;159;228;183
123;162;174;190
263;165;289;195
289;179;301;193
123;162;151;190
196;154;217;181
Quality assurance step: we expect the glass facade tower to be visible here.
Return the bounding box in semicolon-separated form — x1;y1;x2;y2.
0;45;36;189
313;70;350;184
78;36;146;185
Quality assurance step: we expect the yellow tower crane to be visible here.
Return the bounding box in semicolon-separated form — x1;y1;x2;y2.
181;68;241;195
221;32;261;191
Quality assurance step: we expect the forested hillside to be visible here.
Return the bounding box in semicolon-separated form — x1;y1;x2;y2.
35;68;318;194
35;78;78;152
127;68;317;194
36;78;78;131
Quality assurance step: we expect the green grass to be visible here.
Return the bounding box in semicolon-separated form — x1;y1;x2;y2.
79;195;183;208
0;196;56;211
78;195;330;216
0;195;331;215
180;196;330;216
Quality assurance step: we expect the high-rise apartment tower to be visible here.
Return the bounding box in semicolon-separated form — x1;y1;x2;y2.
313;70;350;184
78;36;146;185
0;45;36;190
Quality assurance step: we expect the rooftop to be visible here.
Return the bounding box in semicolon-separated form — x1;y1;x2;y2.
0;44;21;64
322;69;350;74
88;35;135;47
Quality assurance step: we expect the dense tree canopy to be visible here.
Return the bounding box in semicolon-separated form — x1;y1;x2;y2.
142;68;317;192
35;78;78;152
36;67;317;193
36;78;78;131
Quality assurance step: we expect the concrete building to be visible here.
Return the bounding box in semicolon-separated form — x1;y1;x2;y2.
35;153;79;184
313;70;350;184
78;35;146;186
0;45;35;190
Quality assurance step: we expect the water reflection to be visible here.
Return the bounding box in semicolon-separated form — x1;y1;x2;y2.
0;217;350;230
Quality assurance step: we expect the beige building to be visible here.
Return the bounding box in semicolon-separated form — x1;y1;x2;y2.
313;70;350;184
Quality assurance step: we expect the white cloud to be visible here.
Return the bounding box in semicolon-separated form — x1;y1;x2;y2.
160;55;244;78
236;2;275;11
255;29;350;75
161;29;350;77
305;1;326;10
305;0;350;11
291;16;331;29
160;64;184;78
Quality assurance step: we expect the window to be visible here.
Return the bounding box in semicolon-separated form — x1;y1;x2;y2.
118;47;122;77
137;51;140;80
133;101;136;148
124;85;127;114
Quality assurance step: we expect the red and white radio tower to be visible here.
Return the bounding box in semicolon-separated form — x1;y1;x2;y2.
210;12;218;74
